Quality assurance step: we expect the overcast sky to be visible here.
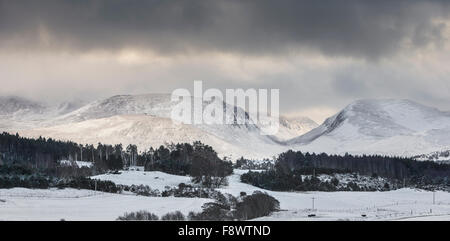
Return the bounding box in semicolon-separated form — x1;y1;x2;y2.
1;0;450;123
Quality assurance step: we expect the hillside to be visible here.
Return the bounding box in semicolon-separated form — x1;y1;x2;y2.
289;99;450;156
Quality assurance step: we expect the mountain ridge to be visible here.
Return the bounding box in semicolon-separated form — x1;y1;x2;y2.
289;98;450;157
2;95;450;159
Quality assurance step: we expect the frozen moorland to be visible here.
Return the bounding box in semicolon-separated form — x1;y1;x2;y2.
1;169;449;221
0;188;211;221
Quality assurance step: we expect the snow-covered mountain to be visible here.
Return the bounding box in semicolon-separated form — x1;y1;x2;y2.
274;116;318;141
6;94;286;159
0;96;46;116
21;114;287;159
2;95;450;159
289;99;450;157
53;94;174;123
0;96;84;131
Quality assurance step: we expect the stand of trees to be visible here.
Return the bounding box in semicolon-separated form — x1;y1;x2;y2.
0;132;234;189
241;169;394;191
143;141;233;187
116;210;186;221
275;150;450;180
234;157;274;170
241;150;450;192
0;164;119;192
0;132;124;171
188;191;280;221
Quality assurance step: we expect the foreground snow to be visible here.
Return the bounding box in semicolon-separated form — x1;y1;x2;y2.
0;188;211;221
221;170;450;221
1;169;450;221
89;169;450;221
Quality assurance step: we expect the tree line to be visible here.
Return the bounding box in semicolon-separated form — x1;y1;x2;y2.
142;141;233;187
0;132;126;171
0;132;233;188
240;150;450;192
275;150;450;180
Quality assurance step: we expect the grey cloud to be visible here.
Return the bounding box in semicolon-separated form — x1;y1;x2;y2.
332;71;370;97
0;0;449;59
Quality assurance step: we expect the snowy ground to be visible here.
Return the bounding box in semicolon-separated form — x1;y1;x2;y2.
221;170;450;221
1;169;450;220
0;188;211;221
92;169;191;190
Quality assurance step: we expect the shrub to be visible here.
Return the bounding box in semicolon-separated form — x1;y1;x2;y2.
161;211;185;221
235;191;280;220
188;191;279;221
188;202;233;221
116;211;159;221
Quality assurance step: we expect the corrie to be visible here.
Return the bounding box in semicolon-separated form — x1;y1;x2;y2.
171;80;279;135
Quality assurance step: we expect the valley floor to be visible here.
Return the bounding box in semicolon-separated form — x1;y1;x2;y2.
223;170;450;221
0;188;211;221
1;169;450;221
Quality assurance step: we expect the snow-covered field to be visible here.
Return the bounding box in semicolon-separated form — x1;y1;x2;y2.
92;169;192;190
223;170;450;221
1;169;449;221
0;188;211;221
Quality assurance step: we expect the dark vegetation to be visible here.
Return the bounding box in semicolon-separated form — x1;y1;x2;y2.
0;164;119;192
116;210;187;221
2;132;449;193
241;150;450;191
234;157;274;170
275;151;450;179
0;132;233;189
142;142;233;187
188;191;279;221
117;191;280;221
161;183;224;199
0;132;125;172
117;210;160;221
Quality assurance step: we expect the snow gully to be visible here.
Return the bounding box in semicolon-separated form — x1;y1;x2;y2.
171;80;280;135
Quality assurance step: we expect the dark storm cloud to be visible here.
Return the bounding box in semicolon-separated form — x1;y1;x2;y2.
0;0;449;59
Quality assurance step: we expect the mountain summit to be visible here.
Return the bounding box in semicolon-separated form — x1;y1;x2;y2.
289;99;450;156
2;96;450;159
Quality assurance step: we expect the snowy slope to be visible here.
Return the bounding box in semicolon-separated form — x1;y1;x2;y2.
3;95;450;159
53;94;174;123
92;170;192;190
13;94;287;159
273;116;318;141
0;96;85;131
0;96;46;116
20;114;287;159
288;99;450;157
0;96;48;130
